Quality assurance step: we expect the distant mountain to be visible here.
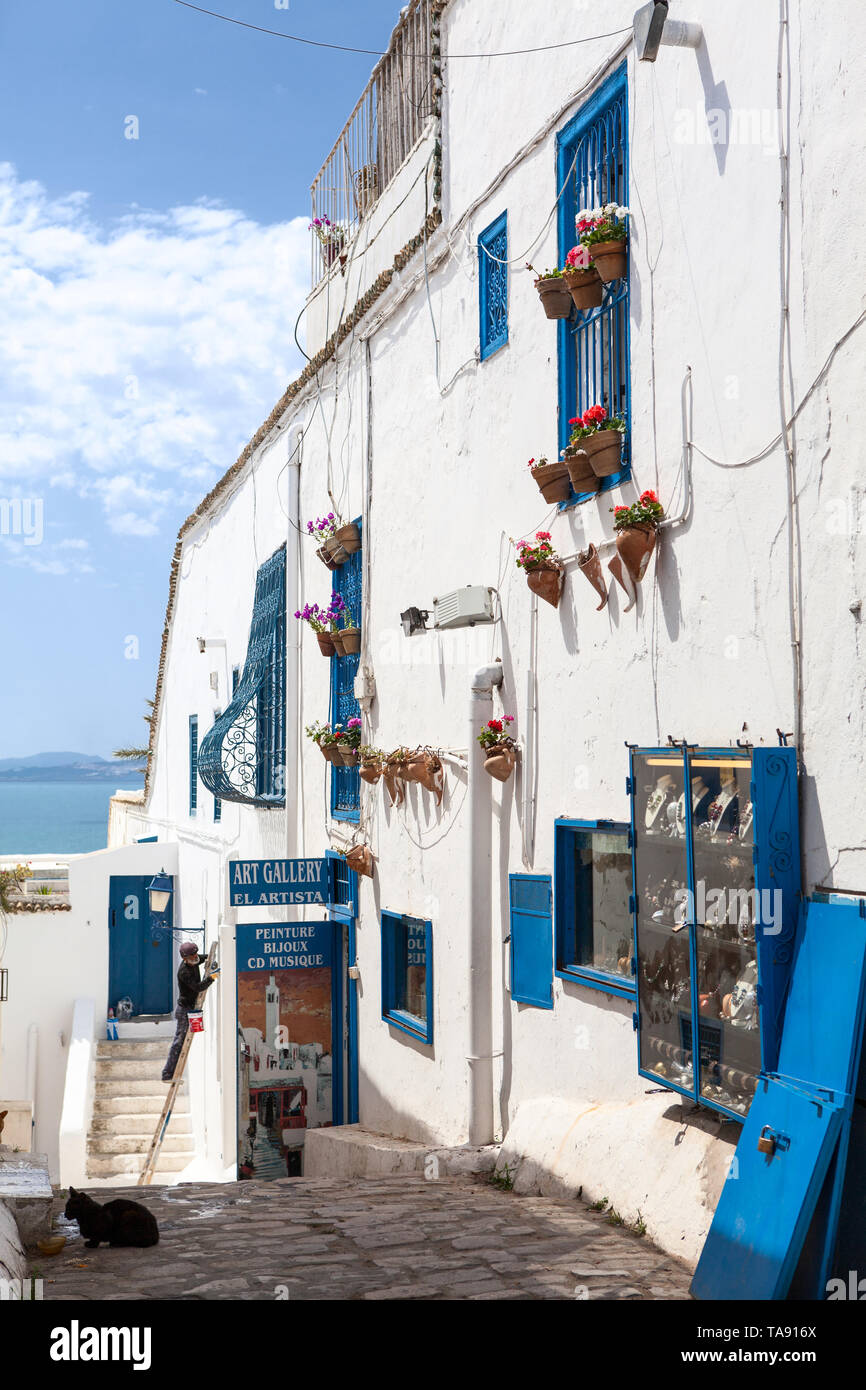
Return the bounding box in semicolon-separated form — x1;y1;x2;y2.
0;752;146;782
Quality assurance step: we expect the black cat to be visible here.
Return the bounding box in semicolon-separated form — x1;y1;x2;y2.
65;1186;159;1249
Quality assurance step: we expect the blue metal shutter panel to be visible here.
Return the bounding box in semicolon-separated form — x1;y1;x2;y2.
330;523;362;822
478;211;508;360
189;715;198;814
198;545;286;807
509;874;553;1009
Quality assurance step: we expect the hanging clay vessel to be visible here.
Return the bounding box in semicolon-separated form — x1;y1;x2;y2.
317;546;339;571
616;523;657;586
345;844;374;878
335;522;361;554
331;630;346;658
316;630;336;656
577;543;608;610
562;265;604;310
608;552;636;613
339;626;362;654
337;745;360;767
534;277;573;319
580;429;624;477
564;449;601;495
324;535;348;565
321;742;342;764
360;759;382;785
483;741;517;783
588;239;628;282
403;749;427;784
417;751;444;805
525;559;564;608
530;462;571;504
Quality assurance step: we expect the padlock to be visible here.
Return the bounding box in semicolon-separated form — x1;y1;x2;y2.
757;1125;776;1156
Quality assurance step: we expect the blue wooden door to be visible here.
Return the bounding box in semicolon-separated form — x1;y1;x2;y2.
108;876;172;1017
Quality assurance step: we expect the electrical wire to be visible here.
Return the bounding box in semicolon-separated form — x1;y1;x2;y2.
172;3;631;58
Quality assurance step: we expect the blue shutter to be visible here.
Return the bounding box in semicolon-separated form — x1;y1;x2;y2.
478;211;508;360
751;745;800;1073
556;64;630;503
212;710;222;822
198;545;286;807
509;874;553;1009
330;522;362;822
188;715;198;814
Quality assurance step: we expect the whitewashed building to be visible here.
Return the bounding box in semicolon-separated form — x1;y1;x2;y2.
17;0;864;1287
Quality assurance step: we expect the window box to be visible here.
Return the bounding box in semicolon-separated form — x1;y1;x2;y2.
554;818;635;999
381;911;433;1043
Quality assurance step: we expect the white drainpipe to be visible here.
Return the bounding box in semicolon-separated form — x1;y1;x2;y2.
285;428;302;859
467;659;503;1146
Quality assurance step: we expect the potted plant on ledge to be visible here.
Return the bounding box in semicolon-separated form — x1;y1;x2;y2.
295;602;336;656
576;203;630;282
310;215;346;272
611;490;665;586
306;721;341;764
562;244;604;310
515;532;565;608
527;454;571;505
334;718;362;766
527;263;573;320
478;717;517;782
568;405;626;478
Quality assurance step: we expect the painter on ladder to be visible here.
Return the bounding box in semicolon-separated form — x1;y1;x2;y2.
162;942;218;1082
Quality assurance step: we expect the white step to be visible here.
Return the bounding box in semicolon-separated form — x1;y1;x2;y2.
90;1112;192;1136
94;1059;168;1081
85;1151;191;1178
96;1040;169;1060
87;1132;193;1156
95;1078;180;1099
92;1093;190;1116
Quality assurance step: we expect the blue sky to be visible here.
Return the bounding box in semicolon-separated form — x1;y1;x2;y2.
0;0;403;759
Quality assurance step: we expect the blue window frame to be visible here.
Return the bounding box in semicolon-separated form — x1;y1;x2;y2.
330;520;362;823
556;64;630;506
189;715;198;815
381;911;433;1044
509;874;553;1008
554;818;635;999
478;211;508;360
212;709;222;822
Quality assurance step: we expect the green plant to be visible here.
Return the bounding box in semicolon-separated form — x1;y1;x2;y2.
633;1210;647;1237
334;718;362;750
359;745;383;762
488;1162;515;1191
514;532;558;572
526;261;563;280
576;202;630;246
477;717;515;751
606;1207;625;1227
567;404;626;446
611;490;665;531
35;886;52;896
589;1196;609;1212
304;720;332;745
0;864;30;914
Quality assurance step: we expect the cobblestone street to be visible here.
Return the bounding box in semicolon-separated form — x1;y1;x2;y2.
34;1174;693;1301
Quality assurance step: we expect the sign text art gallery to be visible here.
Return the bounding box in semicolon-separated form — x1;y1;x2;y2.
229;858;329;907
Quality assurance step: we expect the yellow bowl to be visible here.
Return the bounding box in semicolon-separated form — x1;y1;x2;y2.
37;1236;66;1256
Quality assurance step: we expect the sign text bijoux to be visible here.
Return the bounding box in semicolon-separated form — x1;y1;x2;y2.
229;858;329;906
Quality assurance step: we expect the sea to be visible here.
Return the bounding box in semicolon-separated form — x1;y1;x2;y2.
0;782;115;856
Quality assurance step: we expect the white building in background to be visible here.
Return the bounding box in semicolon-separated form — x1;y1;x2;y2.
7;1;863;1284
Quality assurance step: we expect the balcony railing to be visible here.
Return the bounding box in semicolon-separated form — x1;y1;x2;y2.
310;0;436;286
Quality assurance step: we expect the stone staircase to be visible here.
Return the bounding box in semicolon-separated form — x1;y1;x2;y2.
87;1039;195;1183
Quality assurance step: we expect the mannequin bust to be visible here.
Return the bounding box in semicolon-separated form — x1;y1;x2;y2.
645;773;677;831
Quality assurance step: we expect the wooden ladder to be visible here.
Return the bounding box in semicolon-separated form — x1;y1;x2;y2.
137;943;218;1187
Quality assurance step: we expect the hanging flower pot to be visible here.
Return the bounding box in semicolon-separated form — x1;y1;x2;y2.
577;542;609;610
339;625;361;655
316;631;336;657
331;629;346;658
383;749;410;807
335;523;361;554
580;428;624;477
484;742;517;782
321;741;342;764
564;449;601;494
317;546;339;571
532;273;573;320
611;491;664;586
417;751;444;805
337;745;360;767
527;459;571;504
563;265;605;309
359;748;383;785
324;535;348;565
525;561;565;608
403;749;428;784
588;240;628;282
345;844;374;878
515;533;565;608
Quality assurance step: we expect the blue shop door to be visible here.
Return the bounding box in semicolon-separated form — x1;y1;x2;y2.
108;876;172;1017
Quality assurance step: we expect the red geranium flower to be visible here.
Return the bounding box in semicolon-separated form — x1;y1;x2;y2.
536;531;551;541
488;719;503;733
640;489;659;503
582;404;608;425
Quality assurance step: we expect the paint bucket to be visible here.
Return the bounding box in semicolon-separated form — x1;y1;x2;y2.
188;1010;204;1034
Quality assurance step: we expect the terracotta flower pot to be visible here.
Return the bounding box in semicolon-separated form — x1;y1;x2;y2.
335;523;361;554
524;560;565;608
483;743;516;782
577;543;608;610
331;630;346;658
580;429;624;477
564;449;601;494
530;461;571;504
321;743;342;764
534;277;573;319
417;752;444;804
588;239;627;282
339;626;361;654
337;746;360;767
317;546;339;571
615;523;657;586
316;631;336;657
563;265;604;311
345;844;374;878
324;535;348;565
360;760;382;785
403;751;427;783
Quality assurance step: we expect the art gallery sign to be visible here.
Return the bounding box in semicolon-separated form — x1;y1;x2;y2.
228;858;329;907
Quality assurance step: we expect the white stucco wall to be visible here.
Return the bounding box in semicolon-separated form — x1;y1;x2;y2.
130;0;866;1247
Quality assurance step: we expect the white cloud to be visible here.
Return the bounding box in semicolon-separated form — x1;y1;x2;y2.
0;163;310;541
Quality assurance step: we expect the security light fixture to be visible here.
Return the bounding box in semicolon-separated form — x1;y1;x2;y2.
197;637;206;653
401;607;430;637
0;967;8;1003
147;869;173;917
633;1;702;61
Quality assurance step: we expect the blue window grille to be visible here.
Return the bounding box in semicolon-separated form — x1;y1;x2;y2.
478;211;508;360
330;521;362;823
189;715;198;815
381;910;433;1044
554;818;635;999
509;874;553;1009
197;545;286;807
231;666;240;695
556;64;630;505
